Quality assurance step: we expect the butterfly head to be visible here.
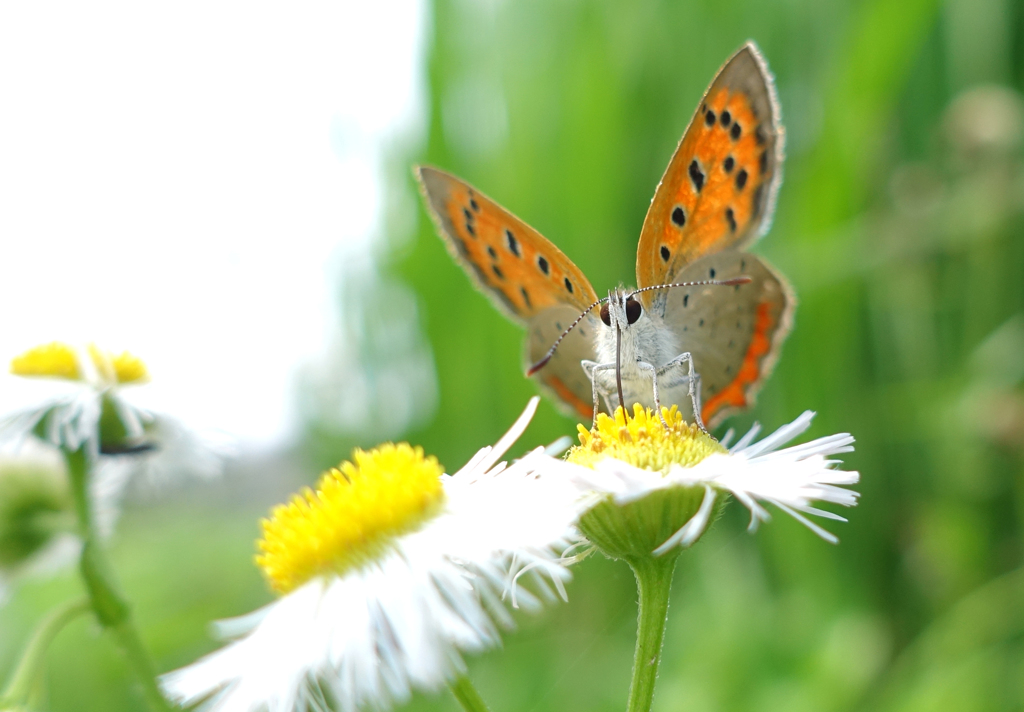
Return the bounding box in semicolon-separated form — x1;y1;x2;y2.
599;288;643;333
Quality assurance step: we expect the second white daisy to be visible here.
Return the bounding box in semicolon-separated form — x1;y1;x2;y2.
161;397;587;712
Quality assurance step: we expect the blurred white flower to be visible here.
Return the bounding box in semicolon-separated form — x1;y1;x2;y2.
0;341;228;483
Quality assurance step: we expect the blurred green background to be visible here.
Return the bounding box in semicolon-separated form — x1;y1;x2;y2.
4;0;1024;710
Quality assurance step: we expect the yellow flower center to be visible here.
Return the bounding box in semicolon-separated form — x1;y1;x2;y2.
255;443;446;594
10;342;149;385
10;343;81;380
567;404;727;474
88;345;149;384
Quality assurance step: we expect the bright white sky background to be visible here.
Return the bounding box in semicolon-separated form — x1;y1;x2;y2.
0;2;428;449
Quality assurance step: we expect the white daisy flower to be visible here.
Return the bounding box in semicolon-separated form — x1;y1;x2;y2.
0;342;151;455
566;405;860;559
160;397;586;712
0;343;228;604
0;341;227;481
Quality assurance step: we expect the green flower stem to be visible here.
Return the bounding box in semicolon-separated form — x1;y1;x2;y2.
63;448;174;712
625;554;679;712
0;597;90;706
448;675;493;712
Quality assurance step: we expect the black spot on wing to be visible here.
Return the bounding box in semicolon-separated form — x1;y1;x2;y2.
505;229;520;257
660;245;670;262
671;206;686;227
720;110;732;127
730;122;741;140
537;255;550;275
487;245;497;259
735;169;747;191
520;286;531;308
492;265;504;280
725;207;736;232
564;277;574;294
689;160;705;193
705;109;716;126
723;156;735;173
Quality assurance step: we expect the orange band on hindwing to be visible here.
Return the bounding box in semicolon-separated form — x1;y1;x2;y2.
701;299;776;423
546;375;593;419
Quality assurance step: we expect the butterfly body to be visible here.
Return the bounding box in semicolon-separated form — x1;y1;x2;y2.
588;287;686;412
418;42;794;428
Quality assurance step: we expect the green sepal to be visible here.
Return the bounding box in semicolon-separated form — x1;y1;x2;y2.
577;486;725;562
97;394;154;455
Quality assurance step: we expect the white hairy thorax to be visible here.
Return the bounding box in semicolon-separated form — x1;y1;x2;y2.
590;288;698;419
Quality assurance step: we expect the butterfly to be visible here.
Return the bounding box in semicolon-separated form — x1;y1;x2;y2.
417;41;794;429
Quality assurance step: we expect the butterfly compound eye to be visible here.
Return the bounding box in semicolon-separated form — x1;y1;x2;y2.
600;303;611;326
625;297;642;324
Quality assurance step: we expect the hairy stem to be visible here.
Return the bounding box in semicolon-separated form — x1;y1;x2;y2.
449;675;493;712
64;448;173;712
625;555;678;712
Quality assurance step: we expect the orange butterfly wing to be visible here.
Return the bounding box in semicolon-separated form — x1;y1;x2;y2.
417;167;599;321
636;42;785;302
417;167;600;417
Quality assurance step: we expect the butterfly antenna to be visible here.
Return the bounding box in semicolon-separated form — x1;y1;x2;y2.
527;278;750;377
629;275;752;299
526;298;606;376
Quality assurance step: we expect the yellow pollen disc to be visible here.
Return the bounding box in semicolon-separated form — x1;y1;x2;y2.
88;344;149;384
567;404;727;474
10;342;82;381
256;443;446;594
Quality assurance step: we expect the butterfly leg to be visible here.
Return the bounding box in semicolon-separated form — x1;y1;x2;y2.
582;359;620;425
656;352;708;434
633;360;670;428
582;360;605;424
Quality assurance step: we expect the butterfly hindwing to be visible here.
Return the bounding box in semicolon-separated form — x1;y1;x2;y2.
636;42;784;302
659;250;794;428
417;167;599;322
526;306;600;419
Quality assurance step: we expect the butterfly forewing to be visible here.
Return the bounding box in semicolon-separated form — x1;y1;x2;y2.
417;167;599;322
418;166;601;416
660;251;794;428
636;42;784;303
